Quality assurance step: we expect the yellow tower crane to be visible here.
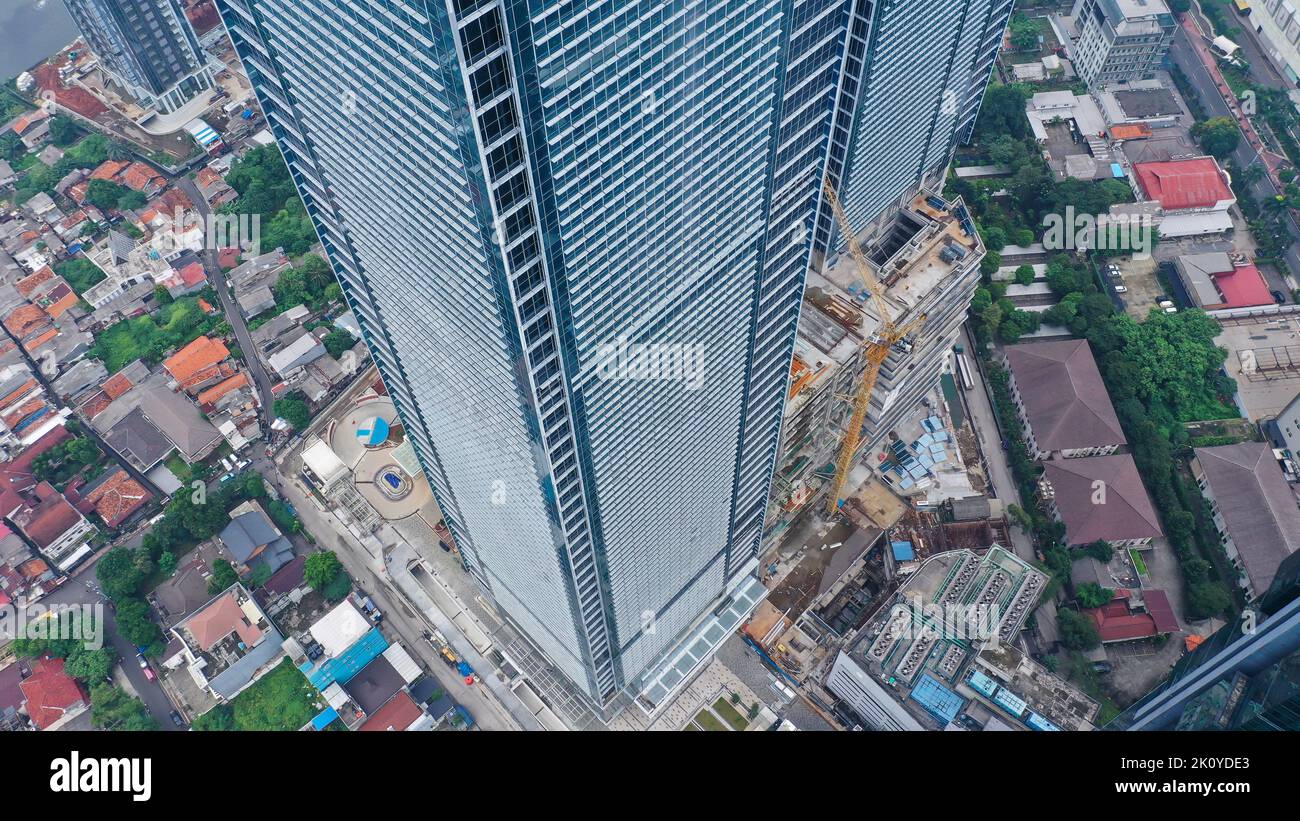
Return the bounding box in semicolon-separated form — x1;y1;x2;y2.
822;179;926;516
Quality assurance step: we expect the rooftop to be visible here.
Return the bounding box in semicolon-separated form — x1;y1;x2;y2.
1041;455;1164;544
1085;588;1180;642
1194;442;1300;596
1004;339;1127;452
1134;158;1233;211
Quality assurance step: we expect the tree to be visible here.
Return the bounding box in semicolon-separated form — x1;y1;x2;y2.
1075;582;1114;610
90;684;157;730
158;551;178;577
1058;609;1101;650
97;547;144;601
192;703;235;731
1014;264;1036;286
324;328;356;359
274;394;311;429
208;559;239;593
64;647;114;683
1008;13;1040;52
1083;540;1114;562
84;178;131;210
981;226;1007;253
305;551;343;591
115;597;165;653
48;115;80;147
1186;580;1231;620
1192;117;1242;159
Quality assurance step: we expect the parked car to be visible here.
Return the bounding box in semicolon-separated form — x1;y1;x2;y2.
142;665;156;682
1272;289;1288;304
1113;284;1128;294
169;710;185;727
135;652;148;669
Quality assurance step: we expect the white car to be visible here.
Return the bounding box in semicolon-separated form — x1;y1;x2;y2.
1164;306;1178;313
1113;284;1128;294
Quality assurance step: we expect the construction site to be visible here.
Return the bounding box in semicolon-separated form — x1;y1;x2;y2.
743;183;1027;695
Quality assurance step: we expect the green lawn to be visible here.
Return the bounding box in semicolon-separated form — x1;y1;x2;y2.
690;711;728;732
1130;549;1149;577
228;658;319;731
712;697;749;731
92;296;219;373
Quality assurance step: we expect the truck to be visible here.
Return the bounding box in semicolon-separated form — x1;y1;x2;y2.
456;660;478;684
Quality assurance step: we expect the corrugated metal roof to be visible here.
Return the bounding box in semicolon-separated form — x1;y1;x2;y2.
382;642;421;684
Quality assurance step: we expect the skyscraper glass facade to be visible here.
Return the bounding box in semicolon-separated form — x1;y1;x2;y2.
215;0;1010;712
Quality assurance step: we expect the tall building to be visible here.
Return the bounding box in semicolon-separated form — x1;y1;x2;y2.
215;0;1010;717
1110;551;1300;731
1070;0;1176;88
62;0;213;114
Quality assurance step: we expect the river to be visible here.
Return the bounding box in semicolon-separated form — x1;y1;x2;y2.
0;0;79;83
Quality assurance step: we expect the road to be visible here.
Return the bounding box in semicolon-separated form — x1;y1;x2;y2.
1170;21;1300;293
41;565;183;729
174;175;278;426
245;439;521;730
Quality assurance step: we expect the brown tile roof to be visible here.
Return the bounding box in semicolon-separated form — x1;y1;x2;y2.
164;336;229;384
11;109;49;136
24;328;59;355
1004;340;1127;453
83;467;151;528
4;304;49;338
1042;455;1163;545
1194;443;1300;597
89;159;129;182
14;486;84;550
77;390;113;420
121;162;163;192
15;265;55;298
195;167;223;186
197;373;249;406
39;283;78;319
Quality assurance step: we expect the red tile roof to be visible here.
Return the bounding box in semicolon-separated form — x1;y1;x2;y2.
121;162;163;192
83;467;151;528
163;336;229;383
11;109;49;136
177;261;207;287
102;371;135;400
89;159;129;182
1134;158;1233;211
359;691;422;731
1086;589;1179;643
16;265;55;298
1213;263;1274;309
19;654;87;730
197;372;249;406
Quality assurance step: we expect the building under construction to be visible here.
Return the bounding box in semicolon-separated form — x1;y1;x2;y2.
766;188;985;535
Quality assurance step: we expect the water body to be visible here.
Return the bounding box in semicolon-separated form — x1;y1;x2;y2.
0;0;80;82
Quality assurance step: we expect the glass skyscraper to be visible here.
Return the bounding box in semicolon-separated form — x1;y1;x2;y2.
215;0;1011;714
62;0;213;114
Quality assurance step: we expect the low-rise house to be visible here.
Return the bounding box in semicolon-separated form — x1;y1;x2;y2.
95;377;222;467
267;328;326;376
220;499;294;577
9;109;51;150
11;481;97;571
1174;253;1274;312
1002;339;1127;460
194;166;237;208
77;466;152;528
0;160;14;188
1040;455;1163;547
1084;588;1180;643
19;654;88;730
51;359;108;403
167;583;284;702
163;336;232;394
1192;443;1300;600
120;162;165;197
35;145;63;167
1133;157;1235;238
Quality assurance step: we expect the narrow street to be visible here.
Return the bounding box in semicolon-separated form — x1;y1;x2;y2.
173;174;278;426
41;564;182;729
